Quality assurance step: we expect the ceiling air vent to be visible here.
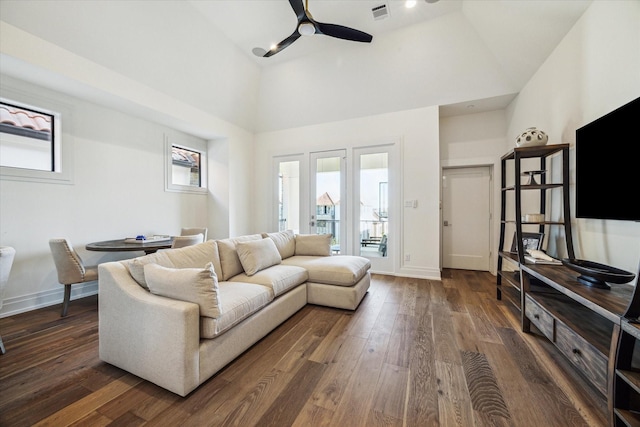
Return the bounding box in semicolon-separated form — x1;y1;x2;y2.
372;4;389;21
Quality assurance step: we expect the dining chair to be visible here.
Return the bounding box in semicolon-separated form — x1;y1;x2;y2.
181;227;208;242
0;246;16;354
171;234;204;249
49;239;99;317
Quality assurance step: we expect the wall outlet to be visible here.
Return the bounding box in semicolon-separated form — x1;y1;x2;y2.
405;254;411;262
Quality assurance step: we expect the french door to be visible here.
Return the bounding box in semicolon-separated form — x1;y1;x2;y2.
309;150;346;254
353;145;394;272
273;144;396;272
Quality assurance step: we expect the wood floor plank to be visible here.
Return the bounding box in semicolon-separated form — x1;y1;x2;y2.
460;350;510;419
257;360;327;426
311;335;367;411
330;329;391;427
406;312;439;426
32;373;142;427
0;272;603;426
291;403;335;427
385;313;416;368
435;360;475;427
368;362;409;423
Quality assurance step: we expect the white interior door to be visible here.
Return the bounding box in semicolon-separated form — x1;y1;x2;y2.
310;150;346;254
442;166;492;271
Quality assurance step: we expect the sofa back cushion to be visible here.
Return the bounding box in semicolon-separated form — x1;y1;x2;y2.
294;234;332;256
217;234;263;281
262;230;296;259
236;238;282;276
144;262;222;318
127;240;221;289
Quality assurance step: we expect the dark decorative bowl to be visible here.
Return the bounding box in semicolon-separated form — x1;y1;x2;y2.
562;258;636;289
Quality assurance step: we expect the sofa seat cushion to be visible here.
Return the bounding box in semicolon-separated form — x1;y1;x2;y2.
200;281;273;339
229;265;308;297
126;240;221;289
282;255;371;286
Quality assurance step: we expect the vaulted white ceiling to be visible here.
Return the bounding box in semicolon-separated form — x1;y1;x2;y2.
0;0;592;134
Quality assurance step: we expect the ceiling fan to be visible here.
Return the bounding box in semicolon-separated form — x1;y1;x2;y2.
253;0;373;58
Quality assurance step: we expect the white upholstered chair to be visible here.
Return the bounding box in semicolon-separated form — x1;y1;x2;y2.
49;239;98;317
171;234;204;249
0;246;16;354
181;227;207;241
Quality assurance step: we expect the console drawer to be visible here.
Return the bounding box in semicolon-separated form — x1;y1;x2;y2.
554;322;607;395
524;295;554;341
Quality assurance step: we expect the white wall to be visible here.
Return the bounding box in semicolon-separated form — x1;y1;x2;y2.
0;0;261;132
254;106;441;279
256;11;516;132
0;76;210;316
507;0;640;275
440;110;509;274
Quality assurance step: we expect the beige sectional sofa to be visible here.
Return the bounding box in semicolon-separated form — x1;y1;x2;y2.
98;231;370;396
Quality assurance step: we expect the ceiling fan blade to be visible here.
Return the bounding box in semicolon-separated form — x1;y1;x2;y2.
289;0;306;20
315;22;373;43
263;31;302;57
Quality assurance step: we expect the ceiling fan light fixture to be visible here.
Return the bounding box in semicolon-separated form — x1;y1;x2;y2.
298;22;315;36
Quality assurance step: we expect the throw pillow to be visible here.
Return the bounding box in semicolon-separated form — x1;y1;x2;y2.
217;234;263;281
236;238;282;276
262;230;296;259
294;234;332;256
144;262;222;318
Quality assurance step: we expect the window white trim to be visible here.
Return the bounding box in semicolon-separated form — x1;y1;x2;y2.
164;135;208;194
0;97;73;185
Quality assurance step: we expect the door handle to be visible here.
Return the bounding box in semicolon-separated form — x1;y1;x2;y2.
310;221;315;226
444;220;451;226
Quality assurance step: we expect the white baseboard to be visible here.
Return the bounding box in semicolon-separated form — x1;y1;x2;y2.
370;267;441;281
0;282;98;318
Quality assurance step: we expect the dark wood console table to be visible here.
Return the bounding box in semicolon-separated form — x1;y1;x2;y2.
519;263;635;424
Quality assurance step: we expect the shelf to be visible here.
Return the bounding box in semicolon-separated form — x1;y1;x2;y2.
498;269;521;291
501;143;569;160
618;369;640;395
501;285;521;312
614;409;640;427
502;220;567;226
502;183;564;191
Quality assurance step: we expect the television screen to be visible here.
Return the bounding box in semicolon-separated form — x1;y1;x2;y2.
575;96;640;221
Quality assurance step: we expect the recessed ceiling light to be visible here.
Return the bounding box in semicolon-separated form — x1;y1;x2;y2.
406;0;417;8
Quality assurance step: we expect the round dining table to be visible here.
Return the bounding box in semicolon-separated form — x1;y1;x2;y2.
86;238;174;255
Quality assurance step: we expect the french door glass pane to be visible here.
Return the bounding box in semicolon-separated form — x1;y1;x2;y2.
315;156;341;252
278;160;300;233
359;152;388;258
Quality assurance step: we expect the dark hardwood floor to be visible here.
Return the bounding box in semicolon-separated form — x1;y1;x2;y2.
0;270;607;426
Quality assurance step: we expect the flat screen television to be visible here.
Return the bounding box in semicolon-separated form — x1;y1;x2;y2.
575;96;640;221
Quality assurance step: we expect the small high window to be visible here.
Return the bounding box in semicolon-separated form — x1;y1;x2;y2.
165;136;207;194
0;98;70;184
1;100;55;171
172;146;201;187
